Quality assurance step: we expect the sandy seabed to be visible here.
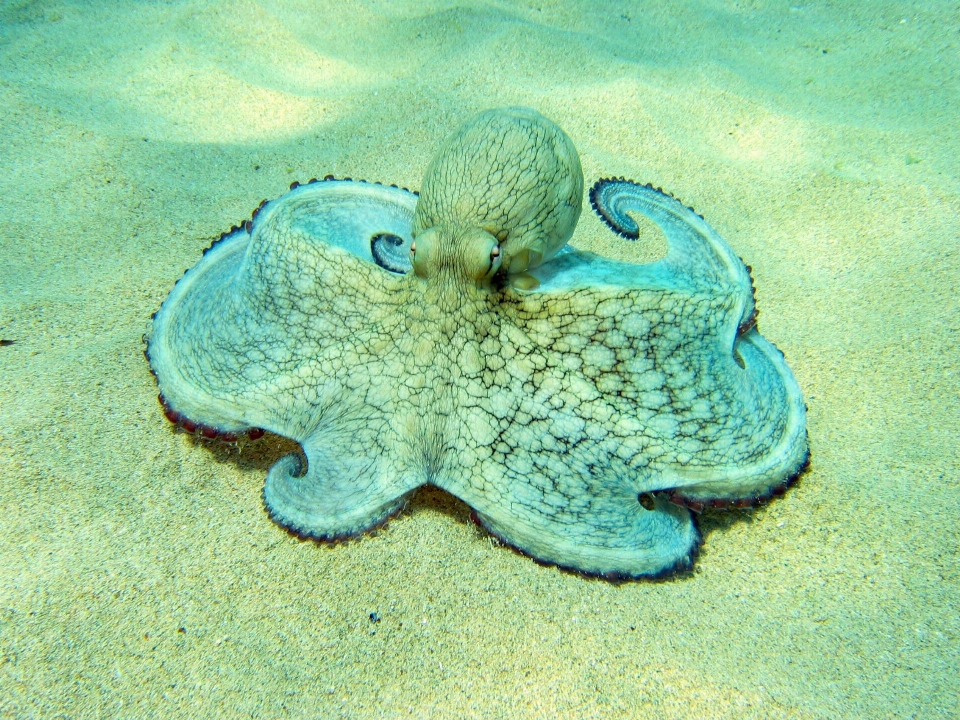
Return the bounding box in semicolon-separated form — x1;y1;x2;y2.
1;1;957;718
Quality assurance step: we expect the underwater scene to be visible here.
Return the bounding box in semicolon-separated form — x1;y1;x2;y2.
0;1;956;717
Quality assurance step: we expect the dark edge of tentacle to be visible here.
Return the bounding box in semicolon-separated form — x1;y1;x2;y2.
589;177;705;242
198;176;419;259
589;177;638;240
736;261;760;336
156;393;264;444
661;439;812;514
263;482;411;546
468;511;702;583
163;176;420;285
316;174;419;196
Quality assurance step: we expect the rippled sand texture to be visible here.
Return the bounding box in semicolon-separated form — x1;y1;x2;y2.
1;1;957;717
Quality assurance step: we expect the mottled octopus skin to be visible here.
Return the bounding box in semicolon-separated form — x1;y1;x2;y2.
146;108;807;579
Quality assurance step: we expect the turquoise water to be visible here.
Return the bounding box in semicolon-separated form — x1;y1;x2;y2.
0;2;956;717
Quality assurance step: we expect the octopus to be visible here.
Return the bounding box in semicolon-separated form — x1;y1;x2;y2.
146;107;808;579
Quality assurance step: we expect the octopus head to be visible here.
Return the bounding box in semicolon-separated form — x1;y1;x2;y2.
413;107;583;277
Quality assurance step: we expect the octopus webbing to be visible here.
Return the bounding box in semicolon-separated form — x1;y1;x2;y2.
146;107;808;579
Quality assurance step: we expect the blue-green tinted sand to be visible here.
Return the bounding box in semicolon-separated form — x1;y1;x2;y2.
1;1;957;717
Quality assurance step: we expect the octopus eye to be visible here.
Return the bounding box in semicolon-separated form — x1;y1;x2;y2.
410;241;417;258
488;245;502;275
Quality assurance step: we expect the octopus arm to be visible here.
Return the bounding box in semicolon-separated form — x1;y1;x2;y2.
452;463;700;579
264;421;422;540
510;182;808;505
146;179;417;439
